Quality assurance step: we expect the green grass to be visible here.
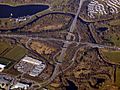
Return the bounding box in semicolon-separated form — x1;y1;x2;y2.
102;50;120;63
0;57;11;65
116;67;120;87
109;19;120;26
0;41;26;69
0;42;11;54
0;41;26;61
0;2;19;6
0;57;14;69
5;62;14;69
4;45;26;61
110;34;120;47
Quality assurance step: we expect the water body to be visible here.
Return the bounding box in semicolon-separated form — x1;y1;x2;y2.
89;78;105;89
0;4;49;18
98;27;108;32
65;80;78;90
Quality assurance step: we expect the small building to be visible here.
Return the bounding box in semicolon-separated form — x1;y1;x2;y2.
10;82;29;90
0;77;9;89
0;64;6;72
29;63;46;77
21;56;42;65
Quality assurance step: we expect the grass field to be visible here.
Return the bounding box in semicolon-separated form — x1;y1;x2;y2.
0;57;11;65
0;41;26;69
110;34;120;47
0;42;11;54
4;45;26;61
109;19;120;26
0;57;14;69
116;67;120;87
101;49;120;63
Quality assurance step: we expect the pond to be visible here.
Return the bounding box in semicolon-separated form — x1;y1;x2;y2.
0;4;49;18
65;79;78;90
89;78;105;89
97;27;108;32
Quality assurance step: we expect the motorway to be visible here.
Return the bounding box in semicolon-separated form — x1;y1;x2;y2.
39;0;87;87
